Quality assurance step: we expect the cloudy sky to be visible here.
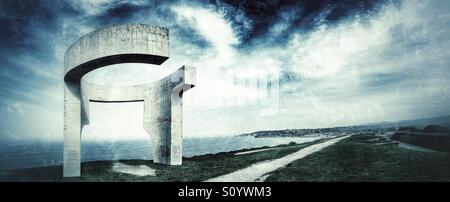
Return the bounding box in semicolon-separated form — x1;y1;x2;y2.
0;0;449;141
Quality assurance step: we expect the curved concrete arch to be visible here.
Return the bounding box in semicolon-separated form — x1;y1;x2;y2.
63;24;195;177
64;24;169;82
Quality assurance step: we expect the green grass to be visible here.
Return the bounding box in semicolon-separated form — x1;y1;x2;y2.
6;134;447;182
0;139;326;182
265;134;450;182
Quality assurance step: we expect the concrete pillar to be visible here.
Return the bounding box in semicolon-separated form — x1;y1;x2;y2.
142;66;195;165
63;81;81;177
168;66;195;165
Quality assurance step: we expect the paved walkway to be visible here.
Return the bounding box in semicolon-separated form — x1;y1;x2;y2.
205;135;350;182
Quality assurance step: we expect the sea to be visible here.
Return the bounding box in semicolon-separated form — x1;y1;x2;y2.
0;135;326;170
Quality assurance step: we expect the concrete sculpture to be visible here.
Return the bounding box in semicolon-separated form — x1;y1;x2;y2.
63;24;195;177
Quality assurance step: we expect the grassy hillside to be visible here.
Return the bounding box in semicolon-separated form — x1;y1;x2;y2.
265;134;450;182
0;139;325;182
2;134;449;182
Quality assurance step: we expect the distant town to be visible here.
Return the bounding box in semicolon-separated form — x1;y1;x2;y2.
239;115;450;152
240;115;450;138
239;126;394;138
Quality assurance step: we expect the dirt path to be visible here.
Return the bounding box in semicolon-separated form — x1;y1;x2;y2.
205;135;350;182
234;148;276;155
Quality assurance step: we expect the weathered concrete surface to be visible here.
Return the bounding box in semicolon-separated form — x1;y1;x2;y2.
64;24;169;82
63;81;82;177
63;24;195;177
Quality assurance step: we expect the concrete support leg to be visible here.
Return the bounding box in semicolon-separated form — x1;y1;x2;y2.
144;82;177;165
63;81;81;177
143;66;194;165
169;84;183;165
148;86;183;165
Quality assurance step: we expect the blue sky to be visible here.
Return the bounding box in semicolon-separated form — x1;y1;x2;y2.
0;0;450;141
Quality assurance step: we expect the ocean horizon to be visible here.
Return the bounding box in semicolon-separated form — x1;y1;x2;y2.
0;135;326;170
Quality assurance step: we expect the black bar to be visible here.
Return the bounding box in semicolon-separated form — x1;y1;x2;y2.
0;182;446;201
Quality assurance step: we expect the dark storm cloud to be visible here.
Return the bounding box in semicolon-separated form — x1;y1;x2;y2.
212;0;391;46
0;0;405;137
62;0;211;50
0;0;67;101
1;0;449;139
93;1;163;25
0;0;58;57
0;0;77;139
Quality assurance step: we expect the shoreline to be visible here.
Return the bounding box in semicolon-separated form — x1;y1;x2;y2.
0;137;330;181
